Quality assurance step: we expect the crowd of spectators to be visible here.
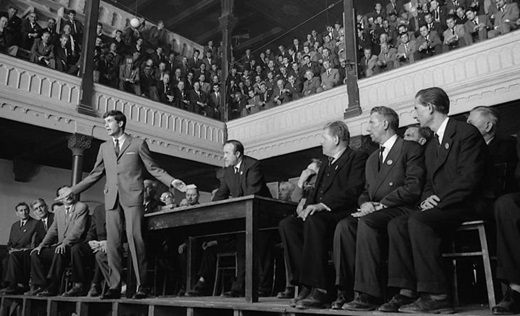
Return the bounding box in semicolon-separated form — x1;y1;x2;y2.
0;0;519;121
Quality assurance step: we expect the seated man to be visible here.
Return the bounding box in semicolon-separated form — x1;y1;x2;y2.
492;134;520;314
3;202;44;294
415;24;442;60
443;15;469;51
403;124;433;146
302;69;322;96
464;7;491;44
334;107;425;311
321;60;340;90
119;56;141;96
488;0;519;38
55;34;79;75
28;185;89;296
30;31;55;69
395;32;417;67
144;180;164;214
359;48;378;78
278;181;295;202
279;121;367;309
381;87;488;313
159;191;176;210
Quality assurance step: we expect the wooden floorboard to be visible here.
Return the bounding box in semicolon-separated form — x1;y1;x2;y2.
0;294;493;316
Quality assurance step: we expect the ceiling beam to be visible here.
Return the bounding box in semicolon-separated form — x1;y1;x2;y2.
195;28;222;44
235;27;284;51
245;1;293;30
164;0;218;27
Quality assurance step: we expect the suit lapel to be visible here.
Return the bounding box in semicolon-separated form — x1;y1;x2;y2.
434;120;455;174
118;136;132;159
373;138;404;195
319;148;352;193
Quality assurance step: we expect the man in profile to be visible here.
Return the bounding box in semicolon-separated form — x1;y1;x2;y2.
279;121;367;309
403;124;432;146
58;110;187;299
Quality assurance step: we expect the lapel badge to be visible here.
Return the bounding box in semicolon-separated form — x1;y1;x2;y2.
240;171;243;175
445;143;449;150
387;159;393;165
335;165;339;170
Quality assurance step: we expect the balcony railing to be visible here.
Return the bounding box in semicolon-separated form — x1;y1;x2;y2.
228;31;520;160
0;54;225;166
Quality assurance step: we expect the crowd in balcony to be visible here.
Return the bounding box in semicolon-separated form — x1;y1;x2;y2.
0;0;518;121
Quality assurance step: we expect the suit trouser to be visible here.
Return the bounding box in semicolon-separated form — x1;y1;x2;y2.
5;250;32;286
106;202;147;290
495;193;520;284
333;207;413;298
95;251;110;287
70;242;95;284
387;207;471;294
279;212;347;290
30;246;70;289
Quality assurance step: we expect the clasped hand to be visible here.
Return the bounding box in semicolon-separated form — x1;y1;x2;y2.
420;194;440;211
297;203;326;221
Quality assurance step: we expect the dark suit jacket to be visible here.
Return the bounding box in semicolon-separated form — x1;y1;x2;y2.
488;135;518;195
358;137;425;208
40;213;55;233
7;217;43;250
421;119;487;210
62;19;84;39
213;156;271;201
86;204;107;242
20;19;42;49
40;202;89;247
305;148;368;213
71;135;175;210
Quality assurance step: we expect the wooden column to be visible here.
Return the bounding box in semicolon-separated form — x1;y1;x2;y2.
68;134;92;199
343;0;362;119
219;0;237;123
77;0;101;116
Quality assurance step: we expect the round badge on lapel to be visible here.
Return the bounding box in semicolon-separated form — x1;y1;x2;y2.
445;143;449;150
387;160;393;165
240;171;243;175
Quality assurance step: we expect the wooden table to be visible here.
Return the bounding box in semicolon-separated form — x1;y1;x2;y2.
145;195;296;302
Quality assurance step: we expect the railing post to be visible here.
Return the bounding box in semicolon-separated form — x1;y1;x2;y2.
343;0;362;119
219;0;238;123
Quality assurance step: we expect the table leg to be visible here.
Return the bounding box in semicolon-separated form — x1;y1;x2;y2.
245;200;259;302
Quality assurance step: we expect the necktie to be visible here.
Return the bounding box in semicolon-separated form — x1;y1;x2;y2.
20;220;25;228
43;219;47;231
434;133;441;157
65;206;71;222
328;156;334;166
234;166;239;174
114;139;120;156
378;146;385;171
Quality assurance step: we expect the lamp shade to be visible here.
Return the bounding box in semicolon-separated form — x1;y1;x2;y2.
130;17;140;28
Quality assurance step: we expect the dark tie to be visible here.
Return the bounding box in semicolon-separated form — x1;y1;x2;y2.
234;166;239;174
20;220;25;228
378;146;385;171
434;133;441;157
114;139;120;156
43;219;47;231
328;156;334;166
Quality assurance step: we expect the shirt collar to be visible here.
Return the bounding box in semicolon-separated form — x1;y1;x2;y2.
112;133;127;146
435;117;450;144
235;160;243;171
330;147;346;164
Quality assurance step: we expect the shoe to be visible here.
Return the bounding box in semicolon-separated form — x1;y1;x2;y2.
222;289;244;297
87;283;100;297
378;294;418;312
4;285;26;295
331;290;349;310
24;285;44;296
62;284;84;297
399;295;455;314
289;286;311;307
37;288;58;297
342;292;382;311
187;280;210;296
258;288;272;297
492;287;520;315
100;288;121;300
132;285;149;299
277;287;295;299
295;288;330;309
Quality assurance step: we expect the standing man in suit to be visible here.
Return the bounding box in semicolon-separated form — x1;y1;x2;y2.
3;202;44;294
62;10;83;41
58;110;187;299
29;186;89;296
382;87;488;313
212;140;273;297
279;121;368;309
334;107;425;311
488;0;519;38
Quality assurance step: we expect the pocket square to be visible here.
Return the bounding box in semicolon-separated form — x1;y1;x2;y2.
126;152;137;155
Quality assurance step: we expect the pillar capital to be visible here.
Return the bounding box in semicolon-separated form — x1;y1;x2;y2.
68;133;92;156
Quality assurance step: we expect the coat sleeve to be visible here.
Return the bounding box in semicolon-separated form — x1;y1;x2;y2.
213;170;231;201
62;203;89;246
244;161;267;196
71;145;106;195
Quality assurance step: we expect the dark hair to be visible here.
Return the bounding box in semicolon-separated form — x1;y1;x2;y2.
324;121;350;143
103;110;127;131
225;140;244;156
69;9;76;15
371;106;399;131
465;6;478;13
15;202;29;211
446;14;457;22
415;87;450;114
